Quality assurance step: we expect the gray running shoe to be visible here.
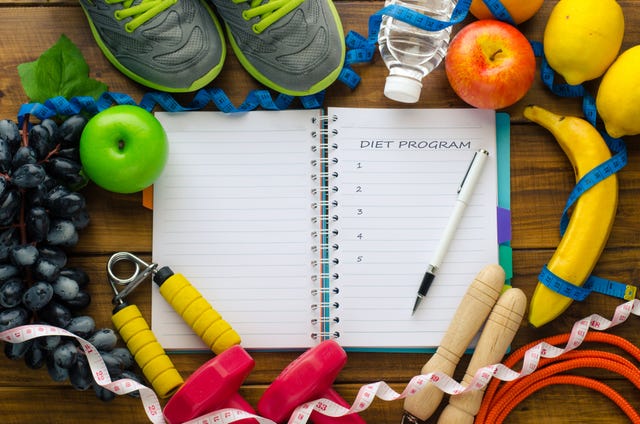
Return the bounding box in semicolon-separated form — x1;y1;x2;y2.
211;0;345;96
80;0;226;92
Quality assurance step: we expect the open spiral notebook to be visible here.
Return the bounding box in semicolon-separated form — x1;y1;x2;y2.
151;107;511;351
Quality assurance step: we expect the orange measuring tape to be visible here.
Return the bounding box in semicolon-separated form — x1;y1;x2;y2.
475;332;640;423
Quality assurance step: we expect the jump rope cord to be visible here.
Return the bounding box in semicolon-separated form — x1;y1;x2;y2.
475;332;640;423
491;375;640;424
484;354;640;423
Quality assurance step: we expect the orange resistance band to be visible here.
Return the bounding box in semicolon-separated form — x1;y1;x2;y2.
475;332;640;424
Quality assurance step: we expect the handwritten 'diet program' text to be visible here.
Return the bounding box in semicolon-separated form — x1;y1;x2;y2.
359;140;472;150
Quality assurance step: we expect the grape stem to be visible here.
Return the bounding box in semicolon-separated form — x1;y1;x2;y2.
18;116;34;289
21;116;29;148
41;144;61;162
19;117;29;245
0;119;31;243
14;116;60;244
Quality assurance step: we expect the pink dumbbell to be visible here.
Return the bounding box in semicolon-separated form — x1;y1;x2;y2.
257;340;365;424
163;345;257;424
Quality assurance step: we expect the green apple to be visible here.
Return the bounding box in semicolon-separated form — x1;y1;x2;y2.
79;105;169;194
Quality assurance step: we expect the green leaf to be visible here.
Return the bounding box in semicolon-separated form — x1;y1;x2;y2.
17;34;107;103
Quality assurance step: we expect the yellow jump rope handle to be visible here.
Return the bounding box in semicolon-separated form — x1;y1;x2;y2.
111;303;184;398
155;268;241;354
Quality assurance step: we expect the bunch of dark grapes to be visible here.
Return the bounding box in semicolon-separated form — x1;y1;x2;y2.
0;115;142;401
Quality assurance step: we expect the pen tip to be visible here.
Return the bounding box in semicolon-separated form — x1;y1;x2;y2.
411;297;422;315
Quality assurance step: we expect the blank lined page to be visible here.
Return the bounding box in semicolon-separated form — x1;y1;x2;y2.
152;110;321;350
326;108;498;349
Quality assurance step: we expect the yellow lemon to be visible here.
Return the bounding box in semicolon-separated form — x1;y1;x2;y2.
543;0;624;85
470;0;544;25
596;45;640;138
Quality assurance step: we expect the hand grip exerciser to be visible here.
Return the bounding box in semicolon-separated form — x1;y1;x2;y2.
153;266;241;354
163;345;257;424
437;287;527;424
108;252;241;355
107;254;183;398
402;263;506;423
257;339;365;424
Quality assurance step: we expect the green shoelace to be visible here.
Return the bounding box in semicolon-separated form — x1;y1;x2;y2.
112;0;177;32
237;0;304;33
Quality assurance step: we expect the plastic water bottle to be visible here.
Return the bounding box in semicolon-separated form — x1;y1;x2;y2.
378;0;456;103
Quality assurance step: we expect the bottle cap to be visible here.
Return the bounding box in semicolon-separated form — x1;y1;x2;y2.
384;75;422;103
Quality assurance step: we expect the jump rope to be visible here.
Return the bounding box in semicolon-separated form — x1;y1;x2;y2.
476;331;640;423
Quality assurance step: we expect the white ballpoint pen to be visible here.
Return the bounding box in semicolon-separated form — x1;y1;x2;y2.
412;149;490;314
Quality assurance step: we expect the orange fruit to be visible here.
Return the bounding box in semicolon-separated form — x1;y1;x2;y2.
470;0;544;25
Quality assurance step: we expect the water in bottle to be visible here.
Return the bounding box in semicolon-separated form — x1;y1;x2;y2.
378;0;456;103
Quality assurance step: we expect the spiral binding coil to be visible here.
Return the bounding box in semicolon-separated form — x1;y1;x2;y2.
310;114;341;341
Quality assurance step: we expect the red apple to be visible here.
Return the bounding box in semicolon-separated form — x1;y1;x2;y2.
445;19;536;109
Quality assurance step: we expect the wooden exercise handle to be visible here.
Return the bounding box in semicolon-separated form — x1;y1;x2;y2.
436;287;527;424
402;264;506;423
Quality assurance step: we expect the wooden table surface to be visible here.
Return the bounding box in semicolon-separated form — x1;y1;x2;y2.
1;0;639;422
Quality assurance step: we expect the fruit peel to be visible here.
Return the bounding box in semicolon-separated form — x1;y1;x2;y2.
469;0;544;25
523;105;618;327
79;105;169;194
596;45;640;138
445;19;536;110
543;0;624;85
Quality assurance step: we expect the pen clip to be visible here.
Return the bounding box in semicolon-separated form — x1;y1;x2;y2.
458;149;488;193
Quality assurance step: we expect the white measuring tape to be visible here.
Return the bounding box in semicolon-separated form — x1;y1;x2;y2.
0;324;165;423
2;298;638;424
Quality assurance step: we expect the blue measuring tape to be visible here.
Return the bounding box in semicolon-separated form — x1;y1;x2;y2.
479;0;515;25
539;265;637;301
17;88;327;126
531;40;628;237
529;41;635;302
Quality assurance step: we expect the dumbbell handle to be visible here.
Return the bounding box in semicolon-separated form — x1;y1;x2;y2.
111;304;183;398
437;287;527;424
156;271;241;354
402;264;505;422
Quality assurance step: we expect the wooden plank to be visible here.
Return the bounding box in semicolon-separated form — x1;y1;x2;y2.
0;377;636;423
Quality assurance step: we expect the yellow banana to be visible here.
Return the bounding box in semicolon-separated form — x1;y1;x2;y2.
523;105;618;327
